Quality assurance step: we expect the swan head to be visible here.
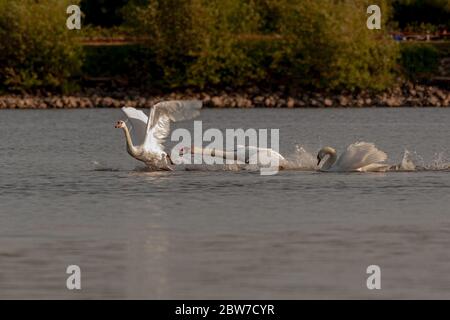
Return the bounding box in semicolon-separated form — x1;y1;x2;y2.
179;146;194;156
317;147;336;166
115;120;126;129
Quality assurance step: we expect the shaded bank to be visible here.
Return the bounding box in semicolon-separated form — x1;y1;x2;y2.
1;82;449;109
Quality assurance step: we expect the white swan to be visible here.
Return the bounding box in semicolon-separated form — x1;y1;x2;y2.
115;100;202;170
180;145;285;166
317;142;389;172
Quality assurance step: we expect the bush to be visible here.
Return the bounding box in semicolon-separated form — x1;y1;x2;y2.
124;0;399;91
400;43;440;79
269;0;399;91
0;0;83;92
185;1;268;88
124;0;263;88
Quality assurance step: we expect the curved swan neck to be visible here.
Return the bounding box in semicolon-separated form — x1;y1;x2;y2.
320;147;337;170
122;125;138;157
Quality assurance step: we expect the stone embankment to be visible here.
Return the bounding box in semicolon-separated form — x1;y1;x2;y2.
1;83;449;109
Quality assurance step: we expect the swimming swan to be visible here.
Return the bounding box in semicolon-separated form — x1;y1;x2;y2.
317;142;389;172
115;100;202;170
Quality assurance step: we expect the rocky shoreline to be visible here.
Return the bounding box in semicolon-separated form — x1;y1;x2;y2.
1;82;449;109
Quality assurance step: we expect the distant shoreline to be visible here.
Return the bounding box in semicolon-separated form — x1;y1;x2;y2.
1;82;449;109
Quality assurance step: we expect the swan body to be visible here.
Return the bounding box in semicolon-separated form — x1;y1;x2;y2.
317;142;388;172
181;145;285;166
115;100;202;170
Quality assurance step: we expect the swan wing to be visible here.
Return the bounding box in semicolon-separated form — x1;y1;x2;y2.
121;107;148;146
144;100;202;152
335;142;387;171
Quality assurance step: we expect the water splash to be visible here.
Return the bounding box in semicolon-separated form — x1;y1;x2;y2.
398;149;416;171
428;152;450;171
91;160;120;172
392;150;449;172
113;146;449;174
282;145;318;170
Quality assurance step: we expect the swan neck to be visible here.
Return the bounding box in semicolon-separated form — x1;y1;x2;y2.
322;149;337;170
194;147;236;160
122;126;138;157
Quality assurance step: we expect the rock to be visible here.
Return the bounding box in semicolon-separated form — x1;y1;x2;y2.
111;99;120;108
227;97;237;108
287;98;295;108
385;96;403;107
435;89;446;100
298;100;306;107
264;97;276;108
324;98;333;107
69;96;79;108
55;99;63;108
102;97;114;108
211;96;224;108
236;96;252;108
428;95;440;106
0;81;449;109
310;99;319;107
338;95;349;107
277;99;286;108
253;96;264;106
356;98;364;107
202;94;211;105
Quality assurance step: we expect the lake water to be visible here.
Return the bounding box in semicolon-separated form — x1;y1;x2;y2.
0;108;449;299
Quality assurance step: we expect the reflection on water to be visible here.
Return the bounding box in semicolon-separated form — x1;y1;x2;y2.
0;108;449;299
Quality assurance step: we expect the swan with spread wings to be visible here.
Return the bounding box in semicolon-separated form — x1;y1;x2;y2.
115;100;202;170
316;142;389;172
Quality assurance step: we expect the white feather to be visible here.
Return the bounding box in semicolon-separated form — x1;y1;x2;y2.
145;100;203;152
121;107;148;146
334;142;387;171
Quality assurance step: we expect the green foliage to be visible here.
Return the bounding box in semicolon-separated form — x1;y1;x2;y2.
122;0;398;90
400;43;440;79
123;0;399;91
0;0;406;92
124;0;207;87
185;1;267;88
0;0;83;92
269;0;399;91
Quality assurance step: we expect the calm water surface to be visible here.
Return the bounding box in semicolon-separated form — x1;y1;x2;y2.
0;108;449;299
